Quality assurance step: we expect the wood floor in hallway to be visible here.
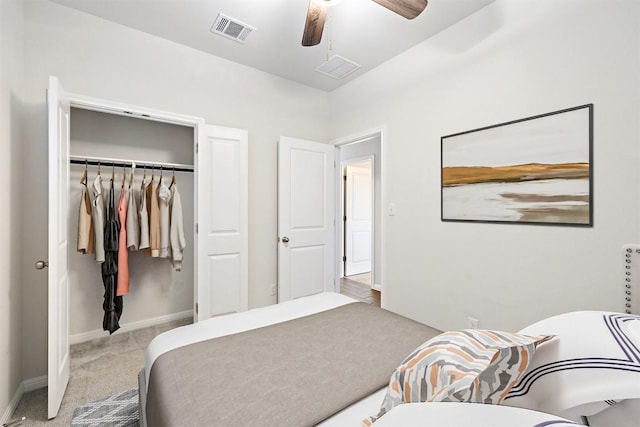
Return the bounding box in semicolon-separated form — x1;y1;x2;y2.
340;273;380;307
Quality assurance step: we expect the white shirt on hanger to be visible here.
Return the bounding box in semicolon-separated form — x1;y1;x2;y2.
170;183;186;271
138;177;150;250
157;177;172;258
126;182;139;250
91;174;106;263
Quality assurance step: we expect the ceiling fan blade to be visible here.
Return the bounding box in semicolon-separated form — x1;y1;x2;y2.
371;0;428;20
302;1;327;46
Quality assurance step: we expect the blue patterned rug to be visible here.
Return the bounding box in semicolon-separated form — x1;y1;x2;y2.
71;388;139;426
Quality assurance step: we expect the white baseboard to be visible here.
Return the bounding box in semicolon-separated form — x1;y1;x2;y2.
70;310;193;345
23;375;47;392
1;382;23;426
1;375;47;426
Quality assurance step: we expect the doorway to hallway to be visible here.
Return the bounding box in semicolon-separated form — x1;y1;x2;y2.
336;130;383;304
343;158;373;277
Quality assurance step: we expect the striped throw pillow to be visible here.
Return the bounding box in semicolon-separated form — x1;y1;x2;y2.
363;330;554;426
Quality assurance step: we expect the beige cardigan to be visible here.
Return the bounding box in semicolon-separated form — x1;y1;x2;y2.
146;178;161;257
77;183;95;254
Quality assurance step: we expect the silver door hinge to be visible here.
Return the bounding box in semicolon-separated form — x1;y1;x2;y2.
196;223;198;233
196;143;199;154
196;302;199;314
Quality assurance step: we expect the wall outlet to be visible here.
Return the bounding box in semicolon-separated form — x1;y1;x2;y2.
468;317;479;329
270;284;277;296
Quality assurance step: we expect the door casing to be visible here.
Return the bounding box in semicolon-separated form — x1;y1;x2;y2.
47;75;248;416
333;128;384;293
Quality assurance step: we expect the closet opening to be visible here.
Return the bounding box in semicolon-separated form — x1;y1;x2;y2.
68;107;196;344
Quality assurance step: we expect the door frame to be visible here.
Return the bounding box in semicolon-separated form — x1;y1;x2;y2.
48;81;208;416
341;155;374;278
65;91;204;319
333;127;385;293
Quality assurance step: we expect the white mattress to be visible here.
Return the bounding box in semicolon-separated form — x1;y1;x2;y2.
370;402;582;427
144;291;386;425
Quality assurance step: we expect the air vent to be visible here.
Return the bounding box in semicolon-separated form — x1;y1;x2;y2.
315;55;361;79
210;13;255;44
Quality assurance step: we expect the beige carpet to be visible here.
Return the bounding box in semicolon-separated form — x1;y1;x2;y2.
9;317;191;426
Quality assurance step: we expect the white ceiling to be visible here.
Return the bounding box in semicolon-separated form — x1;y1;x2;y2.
49;0;495;92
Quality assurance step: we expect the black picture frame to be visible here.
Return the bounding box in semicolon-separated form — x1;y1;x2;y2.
441;104;593;226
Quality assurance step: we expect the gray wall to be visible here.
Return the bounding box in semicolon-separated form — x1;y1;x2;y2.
0;0;24;420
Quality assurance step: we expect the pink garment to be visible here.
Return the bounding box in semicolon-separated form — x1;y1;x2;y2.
116;188;130;296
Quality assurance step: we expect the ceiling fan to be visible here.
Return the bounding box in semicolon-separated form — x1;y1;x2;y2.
302;0;428;46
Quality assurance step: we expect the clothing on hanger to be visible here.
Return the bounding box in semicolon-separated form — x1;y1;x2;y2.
126;172;139;251
158;176;172;258
146;174;161;257
117;184;130;296
77;175;95;255
102;178;122;334
92;174;106;263
170;182;186;271
138;175;150;250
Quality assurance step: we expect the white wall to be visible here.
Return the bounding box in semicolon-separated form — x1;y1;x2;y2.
329;0;640;331
21;0;329;380
68;108;195;337
0;0;24;421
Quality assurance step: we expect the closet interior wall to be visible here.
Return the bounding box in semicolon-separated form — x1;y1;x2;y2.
68;107;195;339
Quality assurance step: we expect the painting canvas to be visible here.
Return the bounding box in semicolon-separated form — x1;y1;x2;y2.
441;104;593;226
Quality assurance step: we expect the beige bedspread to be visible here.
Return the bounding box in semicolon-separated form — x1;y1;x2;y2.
146;302;439;426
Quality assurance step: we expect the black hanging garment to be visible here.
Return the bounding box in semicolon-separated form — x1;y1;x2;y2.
102;179;123;334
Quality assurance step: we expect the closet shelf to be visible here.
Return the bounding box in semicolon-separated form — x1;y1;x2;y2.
69;155;194;173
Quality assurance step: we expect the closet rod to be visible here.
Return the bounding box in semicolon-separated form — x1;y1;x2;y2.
69;155;194;173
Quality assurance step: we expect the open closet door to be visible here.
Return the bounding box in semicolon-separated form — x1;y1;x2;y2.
196;125;248;321
47;76;70;419
277;136;335;302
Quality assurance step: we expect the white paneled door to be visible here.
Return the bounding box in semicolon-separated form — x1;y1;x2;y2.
278;136;335;302
345;160;372;276
196;125;248;320
47;76;71;419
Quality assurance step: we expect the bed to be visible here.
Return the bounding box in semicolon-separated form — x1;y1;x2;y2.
139;295;640;426
139;292;441;426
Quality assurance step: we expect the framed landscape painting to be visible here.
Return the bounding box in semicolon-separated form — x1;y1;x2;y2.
441;104;593;226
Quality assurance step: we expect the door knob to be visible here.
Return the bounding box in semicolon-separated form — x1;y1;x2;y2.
281;236;290;243
35;260;49;270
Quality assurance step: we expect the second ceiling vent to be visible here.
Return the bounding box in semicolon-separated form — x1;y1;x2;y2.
315;55;361;80
210;13;255;44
